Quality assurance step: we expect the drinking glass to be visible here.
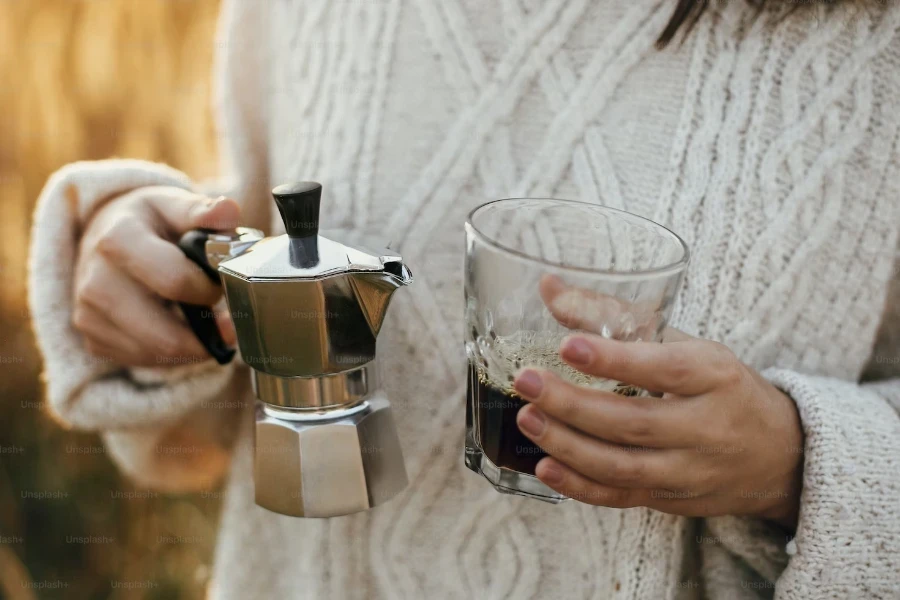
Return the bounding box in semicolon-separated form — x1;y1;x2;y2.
464;199;690;502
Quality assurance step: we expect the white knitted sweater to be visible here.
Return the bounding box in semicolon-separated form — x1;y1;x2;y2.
28;1;900;598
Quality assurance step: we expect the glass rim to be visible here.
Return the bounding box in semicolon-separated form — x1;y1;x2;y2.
465;197;691;278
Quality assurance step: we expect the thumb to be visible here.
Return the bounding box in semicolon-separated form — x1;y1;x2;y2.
144;187;242;234
539;273;665;341
192;196;242;231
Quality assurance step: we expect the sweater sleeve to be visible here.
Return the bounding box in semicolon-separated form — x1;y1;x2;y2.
700;372;900;599
28;0;271;491
27;159;242;430
27;159;249;489
700;249;900;599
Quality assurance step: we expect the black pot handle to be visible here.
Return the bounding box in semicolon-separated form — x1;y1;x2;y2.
177;229;235;365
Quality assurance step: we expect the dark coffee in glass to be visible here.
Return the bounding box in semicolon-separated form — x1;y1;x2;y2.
467;364;545;475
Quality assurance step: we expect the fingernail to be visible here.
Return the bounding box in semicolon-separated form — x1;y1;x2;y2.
537;459;563;485
561;336;593;366
514;369;543;399
517;406;546;437
199;196;225;212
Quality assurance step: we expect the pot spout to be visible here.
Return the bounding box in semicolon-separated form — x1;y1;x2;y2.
349;262;413;336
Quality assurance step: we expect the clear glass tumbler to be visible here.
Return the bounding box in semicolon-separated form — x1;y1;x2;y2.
464;199;690;502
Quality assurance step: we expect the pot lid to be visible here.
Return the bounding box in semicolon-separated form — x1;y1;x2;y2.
218;182;407;281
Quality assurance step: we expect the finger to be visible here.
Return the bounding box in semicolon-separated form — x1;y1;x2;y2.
81;335;133;366
558;334;739;396
78;259;210;361
538;457;720;515
213;298;237;346
97;218;223;305
142;188;242;235
81;340;122;365
538;274;661;340
74;306;166;367
73;302;143;356
513;368;705;448
516;404;685;489
533;457;654;508
539;274;625;332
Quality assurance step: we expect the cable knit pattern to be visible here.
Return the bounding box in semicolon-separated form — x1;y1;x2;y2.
27;0;900;598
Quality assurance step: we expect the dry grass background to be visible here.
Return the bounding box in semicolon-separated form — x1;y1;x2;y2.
0;1;223;598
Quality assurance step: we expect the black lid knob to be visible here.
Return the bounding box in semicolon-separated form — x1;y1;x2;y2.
272;182;321;239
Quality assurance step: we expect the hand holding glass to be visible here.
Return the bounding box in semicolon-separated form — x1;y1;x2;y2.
464;199;689;502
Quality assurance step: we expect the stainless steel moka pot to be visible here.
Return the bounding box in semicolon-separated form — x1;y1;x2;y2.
176;182;413;518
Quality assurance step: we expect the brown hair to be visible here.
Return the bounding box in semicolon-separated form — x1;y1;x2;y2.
656;0;848;49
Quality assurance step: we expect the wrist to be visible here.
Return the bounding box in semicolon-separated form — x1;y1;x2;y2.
761;385;804;531
759;479;801;532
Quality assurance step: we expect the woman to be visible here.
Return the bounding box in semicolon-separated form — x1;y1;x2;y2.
28;0;900;597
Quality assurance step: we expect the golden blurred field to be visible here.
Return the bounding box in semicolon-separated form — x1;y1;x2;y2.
0;1;222;598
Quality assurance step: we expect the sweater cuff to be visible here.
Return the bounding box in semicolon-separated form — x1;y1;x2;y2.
28;159;234;431
759;368;900;599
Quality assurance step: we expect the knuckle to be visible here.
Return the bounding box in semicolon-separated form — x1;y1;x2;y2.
693;465;719;493
130;350;158;368
606;458;644;486
621;411;655;445
565;485;597;505
156;268;193;301
723;360;744;389
709;342;742;386
721;413;744;448
83;340;104;358
71;307;90;331
603;488;638;509
153;341;181;361
552;386;582;422
665;352;693;389
156;333;189;358
96;217;137;258
708;340;734;361
160;330;201;360
143;328;180;359
547;432;575;464
75;273;110;311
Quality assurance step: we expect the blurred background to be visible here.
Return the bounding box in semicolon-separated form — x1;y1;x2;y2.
1;1;222;598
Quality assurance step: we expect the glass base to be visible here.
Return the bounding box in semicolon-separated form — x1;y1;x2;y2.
465;431;567;504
